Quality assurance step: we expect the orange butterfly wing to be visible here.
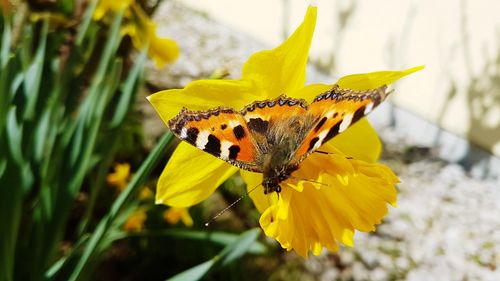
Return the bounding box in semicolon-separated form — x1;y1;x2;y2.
293;85;390;162
168;107;261;172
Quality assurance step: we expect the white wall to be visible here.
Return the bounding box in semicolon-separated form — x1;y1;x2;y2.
180;0;500;157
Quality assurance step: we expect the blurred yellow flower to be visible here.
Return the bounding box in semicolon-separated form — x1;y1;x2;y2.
163;207;193;227
93;0;179;68
148;6;422;257
138;186;154;200
123;208;147;232
106;162;130;191
93;0;134;21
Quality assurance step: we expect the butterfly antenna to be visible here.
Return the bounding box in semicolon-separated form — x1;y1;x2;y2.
204;183;261;227
314;151;354;160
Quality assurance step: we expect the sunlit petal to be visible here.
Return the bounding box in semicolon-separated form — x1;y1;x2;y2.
156;142;238;207
148;79;259;123
163;207;194;227
242;6;317;98
289;83;333;102
240;170;278;213
325;119;382;163
337;66;424;91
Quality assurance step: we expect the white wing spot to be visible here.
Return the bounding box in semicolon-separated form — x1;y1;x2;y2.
325;110;336;118
220;141;234;160
315;130;329;150
339;113;354;133
364;102;374;115
180;127;188;139
243;113;269;122
195;130;210;149
228;120;240;128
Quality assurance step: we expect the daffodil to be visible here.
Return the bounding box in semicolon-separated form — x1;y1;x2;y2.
163;207;194;227
123;207;148;232
93;0;179;68
138;185;154;200
106;162;131;191
148;6;423;257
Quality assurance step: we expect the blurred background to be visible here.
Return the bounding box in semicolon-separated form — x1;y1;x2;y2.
1;0;499;280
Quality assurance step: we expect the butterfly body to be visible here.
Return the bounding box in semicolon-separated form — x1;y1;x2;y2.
168;85;389;194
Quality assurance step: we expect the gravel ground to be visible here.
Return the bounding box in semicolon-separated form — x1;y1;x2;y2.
302;130;500;281
145;2;500;280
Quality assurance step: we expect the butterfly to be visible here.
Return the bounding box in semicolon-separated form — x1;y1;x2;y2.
168;84;389;194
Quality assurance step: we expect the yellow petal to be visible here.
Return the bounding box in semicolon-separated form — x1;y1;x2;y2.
337;66;424;91
325;118;382;162
93;0;133;21
106;162;131;191
289;83;333;102
123;208;148;232
240;170;278;214
125;3;179;67
156;142;238;207
163;207;194;227
260;155;398;257
148;79;259;123
241;6;317;98
149;35;180;68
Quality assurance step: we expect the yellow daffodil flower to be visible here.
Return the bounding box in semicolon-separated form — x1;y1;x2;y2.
138;186;154;200
148;6;423;257
93;0;179;68
93;0;134;21
106;162;131;191
123;207;148;232
163;207;194;227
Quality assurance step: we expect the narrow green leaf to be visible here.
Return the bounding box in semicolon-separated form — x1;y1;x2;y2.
138;229;267;255
10;73;23;99
22;19;48;121
34;109;50;162
219;228;261;266
6;107;23;164
166;228;262;281
79;10;123;125
75;0;98;46
167;260;216;281
0;159;5;178
110;48;148;127
1;21;11;68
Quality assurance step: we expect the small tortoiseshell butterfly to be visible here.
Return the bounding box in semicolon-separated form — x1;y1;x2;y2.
168;85;389;194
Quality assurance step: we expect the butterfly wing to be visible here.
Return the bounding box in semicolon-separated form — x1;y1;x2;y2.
168;107;262;172
293;85;390;162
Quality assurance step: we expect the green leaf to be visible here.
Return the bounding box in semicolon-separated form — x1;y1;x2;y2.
22;20;48;121
166;228;262;281
146;229;266;255
110;48;148;127
75;0;98;46
44;233;89;280
219;228;261;266
6;107;23;164
167;260;216;281
1;21;11;68
34;109;50;162
0;159;5;179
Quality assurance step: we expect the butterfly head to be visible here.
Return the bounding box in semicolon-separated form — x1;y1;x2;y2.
262;164;298;194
